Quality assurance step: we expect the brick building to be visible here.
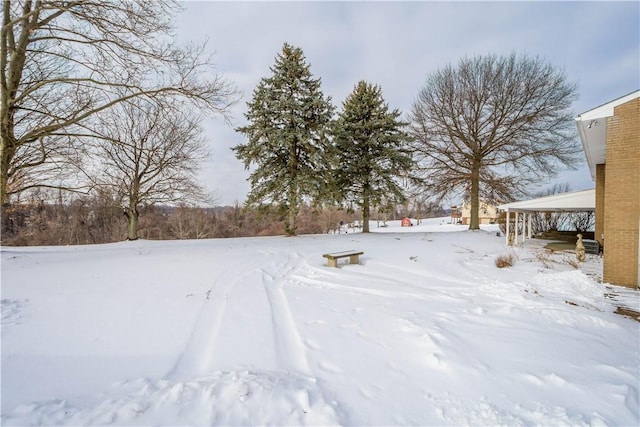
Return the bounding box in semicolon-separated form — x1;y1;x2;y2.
576;90;640;288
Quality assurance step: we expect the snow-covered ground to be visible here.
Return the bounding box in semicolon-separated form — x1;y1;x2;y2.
1;218;638;426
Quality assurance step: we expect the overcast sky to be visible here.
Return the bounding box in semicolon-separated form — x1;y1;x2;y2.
175;1;639;206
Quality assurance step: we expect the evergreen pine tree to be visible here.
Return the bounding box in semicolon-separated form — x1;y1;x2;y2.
334;81;414;233
234;43;335;236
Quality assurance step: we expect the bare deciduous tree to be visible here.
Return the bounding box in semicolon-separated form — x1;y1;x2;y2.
409;53;581;230
94;99;209;240
1;0;236;208
168;206;217;240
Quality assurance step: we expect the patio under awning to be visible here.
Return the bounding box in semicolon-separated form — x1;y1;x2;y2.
497;189;595;245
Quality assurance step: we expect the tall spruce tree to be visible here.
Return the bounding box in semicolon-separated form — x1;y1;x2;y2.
234;43;334;236
334;81;415;233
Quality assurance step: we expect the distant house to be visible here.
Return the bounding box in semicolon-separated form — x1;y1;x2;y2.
575;90;639;288
460;201;498;225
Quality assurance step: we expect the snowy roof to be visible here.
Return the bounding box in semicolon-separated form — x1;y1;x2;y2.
575;90;640;179
498;189;595;212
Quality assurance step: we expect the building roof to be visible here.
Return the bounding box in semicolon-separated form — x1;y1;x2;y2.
575;90;640;179
497;189;595;212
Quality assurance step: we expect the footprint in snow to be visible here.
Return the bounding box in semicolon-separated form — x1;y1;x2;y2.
1;299;26;325
319;361;343;373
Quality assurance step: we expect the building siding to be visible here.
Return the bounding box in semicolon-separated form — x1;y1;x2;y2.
602;98;639;287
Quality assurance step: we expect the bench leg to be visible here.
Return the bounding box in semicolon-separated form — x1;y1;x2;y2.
349;255;360;264
327;258;337;268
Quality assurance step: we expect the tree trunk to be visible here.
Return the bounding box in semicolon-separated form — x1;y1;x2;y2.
0;161;9;208
469;159;481;230
285;178;297;236
286;203;297;236
126;204;139;240
362;184;370;233
285;137;299;237
0;133;16;207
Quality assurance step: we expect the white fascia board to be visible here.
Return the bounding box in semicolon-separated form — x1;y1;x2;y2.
576;90;640;121
498;189;595;212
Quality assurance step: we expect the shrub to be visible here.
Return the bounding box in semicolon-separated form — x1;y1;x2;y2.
495;252;516;268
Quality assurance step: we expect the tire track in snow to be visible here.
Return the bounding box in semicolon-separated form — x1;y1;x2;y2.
164;250;346;424
166;258;263;380
261;251;310;374
258;252;348;424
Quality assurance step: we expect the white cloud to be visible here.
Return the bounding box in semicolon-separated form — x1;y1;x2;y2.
176;1;639;205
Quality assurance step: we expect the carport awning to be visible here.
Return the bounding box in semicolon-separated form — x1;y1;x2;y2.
498;189;595;212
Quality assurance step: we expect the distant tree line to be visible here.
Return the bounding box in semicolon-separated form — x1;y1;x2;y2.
1;189;446;245
2;1;582;244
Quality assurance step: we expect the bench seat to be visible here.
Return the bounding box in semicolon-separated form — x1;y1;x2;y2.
323;250;364;267
582;239;600;255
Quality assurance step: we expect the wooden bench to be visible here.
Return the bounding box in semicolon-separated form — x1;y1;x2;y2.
323;250;364;267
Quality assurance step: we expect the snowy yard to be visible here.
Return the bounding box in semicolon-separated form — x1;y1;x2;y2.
1;218;638;426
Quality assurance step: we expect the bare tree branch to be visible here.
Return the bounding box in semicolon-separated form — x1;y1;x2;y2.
91;97;210;240
409;53;580;229
1;0;238;207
